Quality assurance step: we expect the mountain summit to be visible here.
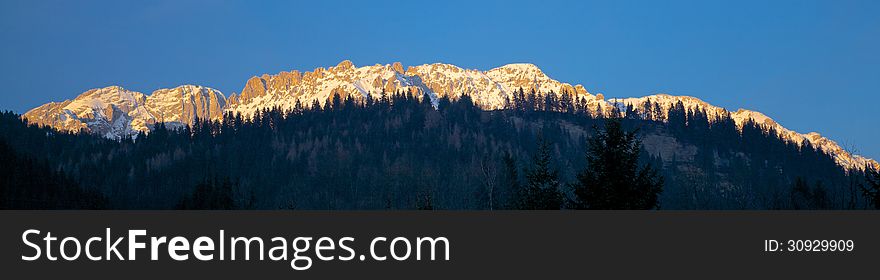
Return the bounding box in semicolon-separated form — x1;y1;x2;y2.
21;61;878;171
23;85;225;138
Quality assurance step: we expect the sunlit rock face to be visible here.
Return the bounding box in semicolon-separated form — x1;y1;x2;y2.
23;85;225;138
22;61;878;171
147;85;227;129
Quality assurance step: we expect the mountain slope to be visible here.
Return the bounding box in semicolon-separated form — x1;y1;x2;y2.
225;61;606;115
612;94;878;171
23;85;225;138
146;85;227;129
22;61;878;171
22;86;152;138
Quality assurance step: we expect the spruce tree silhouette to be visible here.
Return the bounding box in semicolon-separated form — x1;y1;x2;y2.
863;167;880;209
812;181;830;210
790;177;811;210
569;119;663;209
502;152;521;209
515;135;563;210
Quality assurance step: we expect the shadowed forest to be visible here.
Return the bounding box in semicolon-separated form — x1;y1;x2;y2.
2;90;878;209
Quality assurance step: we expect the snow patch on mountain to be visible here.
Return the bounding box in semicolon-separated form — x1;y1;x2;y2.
22;61;878;171
613;94;879;171
23;85;226;139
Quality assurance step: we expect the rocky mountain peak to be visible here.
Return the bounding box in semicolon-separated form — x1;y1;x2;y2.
336;60;355;70
21;61;879;171
146;85;227;128
239;76;268;103
391;62;405;74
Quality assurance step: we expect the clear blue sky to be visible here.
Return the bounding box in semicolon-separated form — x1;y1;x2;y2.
1;0;878;158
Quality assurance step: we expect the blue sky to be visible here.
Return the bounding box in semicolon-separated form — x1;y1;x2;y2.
1;0;878;158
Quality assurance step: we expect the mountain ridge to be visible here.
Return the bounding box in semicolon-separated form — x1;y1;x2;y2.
21;61;878;171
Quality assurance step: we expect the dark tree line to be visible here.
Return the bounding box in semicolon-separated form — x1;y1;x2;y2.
176;178;255;210
864;168;880;209
507;119;663;210
0;137;107;209
0;88;873;209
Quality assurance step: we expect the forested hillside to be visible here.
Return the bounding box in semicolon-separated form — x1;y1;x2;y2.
1;90;875;209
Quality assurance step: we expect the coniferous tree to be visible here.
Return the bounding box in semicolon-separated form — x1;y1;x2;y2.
791;177;832;210
642;99;654;120
569;119;663;209
515;135;562;210
502;152;521;209
625;103;637;119
790;177;811;210
668;100;687;132
812;181;830;210
863;167;880;209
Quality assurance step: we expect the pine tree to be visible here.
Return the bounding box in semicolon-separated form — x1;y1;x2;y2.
625;103;637;119
569;119;663;209
812;181;830;210
652;102;663;121
863;167;880;209
668;100;686;132
515;135;562;210
790;177;811;210
502;152;520;209
642;99;654;120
